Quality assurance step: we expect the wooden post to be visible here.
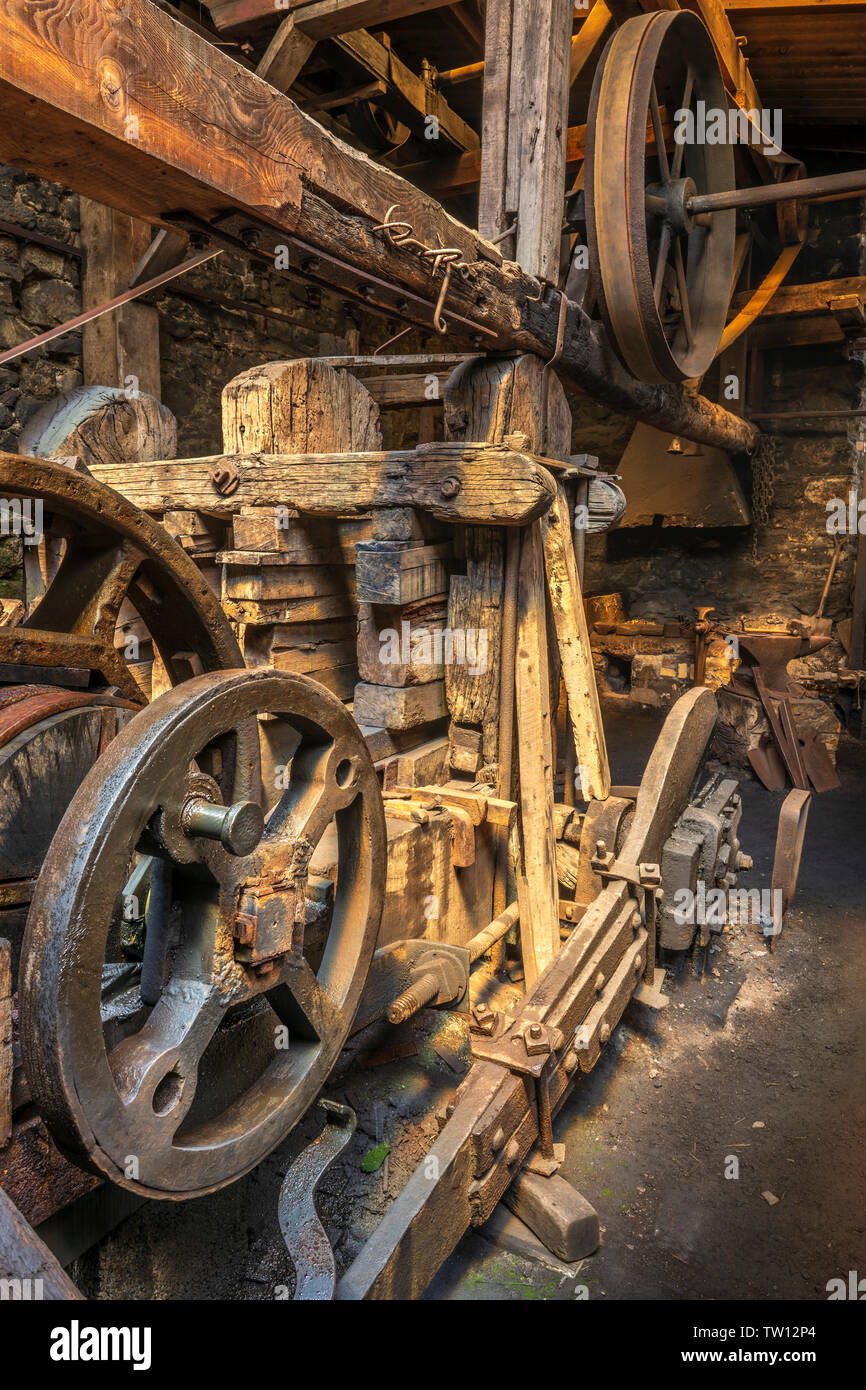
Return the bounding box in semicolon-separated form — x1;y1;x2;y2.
79;200;162;400
503;0;573;282
445;354;572;983
0;940;11;1148
515;522;560;985
541;484;611;801
221;357;381;703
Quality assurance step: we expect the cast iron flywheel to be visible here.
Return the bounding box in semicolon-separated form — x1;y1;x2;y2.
585;10;736;384
20;667;386;1199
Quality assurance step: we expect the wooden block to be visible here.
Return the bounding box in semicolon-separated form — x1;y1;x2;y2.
273;660;357;701
503;1171;600;1262
357;600;446;686
240;617;356;663
230;511;371;561
223;595;356;625
0;939;11;1147
222;564;356;602
163;509;228;555
449;723;483;775
387;735;450;789
356;542;451;605
353;681;447;730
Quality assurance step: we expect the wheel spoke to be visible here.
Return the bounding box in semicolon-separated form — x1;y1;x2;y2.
650;81;670;183
108;978;224;1129
673;235;694;349
671;71;694;181
266;743;361;856
269;956;341;1045
653;221;673;306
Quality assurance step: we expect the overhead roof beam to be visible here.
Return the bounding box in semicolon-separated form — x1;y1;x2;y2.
208;0;461;38
0;0;756;453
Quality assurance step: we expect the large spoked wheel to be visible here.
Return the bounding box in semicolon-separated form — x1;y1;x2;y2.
586;11;736;384
0;453;241;699
21;668;386;1199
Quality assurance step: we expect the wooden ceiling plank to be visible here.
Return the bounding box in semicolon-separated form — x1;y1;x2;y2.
0;0;757;453
208;0;459;37
331;27;479;150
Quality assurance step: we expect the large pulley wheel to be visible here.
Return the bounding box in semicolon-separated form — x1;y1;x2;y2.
0;453;240;699
21;668;386;1198
586;11;736;384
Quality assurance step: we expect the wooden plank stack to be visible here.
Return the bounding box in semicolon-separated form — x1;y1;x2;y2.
217;358;380;698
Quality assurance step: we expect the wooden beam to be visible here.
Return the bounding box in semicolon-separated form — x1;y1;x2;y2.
257;14;317;91
79;200;161;399
732;274;866;320
505;0;574;280
570;1;612;84
210;0;458;37
0;0;758;454
84;442;558;523
331;28;479;151
541;485;610;801
515;522;561;986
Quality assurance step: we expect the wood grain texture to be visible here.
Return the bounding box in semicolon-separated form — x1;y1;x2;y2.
89;442;557;524
515;522;561;986
79;198;161;400
506;0;573;281
20;386;177;470
541;484;611;801
0;939;10;1147
222;359;382;454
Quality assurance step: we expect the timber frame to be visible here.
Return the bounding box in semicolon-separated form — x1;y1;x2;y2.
0;0;761;452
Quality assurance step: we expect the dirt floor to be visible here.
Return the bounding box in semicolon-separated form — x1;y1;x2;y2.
68;707;866;1302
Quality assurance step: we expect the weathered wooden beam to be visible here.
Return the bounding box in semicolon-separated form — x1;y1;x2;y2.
85;442;558;523
256;14;317;91
541;485;610;801
732;274;866;320
0;0;758;453
210;0;458;37
504;0;573;280
0;1185;85;1300
331;29;479;152
79;200;161;399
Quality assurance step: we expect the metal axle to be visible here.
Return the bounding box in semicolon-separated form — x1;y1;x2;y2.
686;167;866;216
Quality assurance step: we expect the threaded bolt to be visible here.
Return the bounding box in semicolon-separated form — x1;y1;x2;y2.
387;971;440;1024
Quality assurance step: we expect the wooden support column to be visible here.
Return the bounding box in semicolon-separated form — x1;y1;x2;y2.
503;0;573;281
445;354;572;984
79;200;161;400
220;358;381;696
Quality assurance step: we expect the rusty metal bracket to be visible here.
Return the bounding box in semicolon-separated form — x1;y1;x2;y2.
768;788;812;950
278;1099;356;1301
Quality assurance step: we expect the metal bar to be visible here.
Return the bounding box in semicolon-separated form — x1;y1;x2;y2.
749;408;866;420
688;167;866;215
0;218;82;259
0;249;221;366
